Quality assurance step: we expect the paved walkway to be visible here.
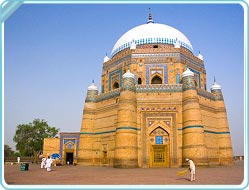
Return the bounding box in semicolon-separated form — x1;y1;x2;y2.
3;161;245;189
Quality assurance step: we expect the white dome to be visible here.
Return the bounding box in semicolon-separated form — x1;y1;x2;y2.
88;82;98;91
123;70;135;79
104;55;110;62
197;52;204;60
182;68;194;78
211;82;222;91
111;22;193;57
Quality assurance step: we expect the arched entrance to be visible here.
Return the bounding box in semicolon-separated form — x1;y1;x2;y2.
66;152;74;164
149;127;170;167
63;141;75;165
151;75;162;84
113;81;119;89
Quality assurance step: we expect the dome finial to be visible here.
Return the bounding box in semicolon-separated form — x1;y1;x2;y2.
147;8;154;24
88;80;98;91
197;51;204;60
104;53;110;62
211;77;222;91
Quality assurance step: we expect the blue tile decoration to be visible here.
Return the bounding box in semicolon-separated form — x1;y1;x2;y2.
176;74;180;84
108;69;122;91
180;54;205;69
101;85;104;93
182;75;196;91
63;139;76;144
93;84;216;102
104;55;131;71
59;133;80;162
141;112;177;165
196;88;216;100
81;126;141;135
178;127;230;135
136;84;182;93
111;37;193;57
96;88;120;102
189;68;201;88
146;64;168;84
156;136;163;144
67;144;73;149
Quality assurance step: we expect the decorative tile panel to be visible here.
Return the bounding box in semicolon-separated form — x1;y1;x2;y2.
176;74;180;84
189;68;201;88
96;88;120;102
109;70;122;91
59;133;80;161
111;38;193;57
196;88;216;101
146;64;168;84
136;84;182;93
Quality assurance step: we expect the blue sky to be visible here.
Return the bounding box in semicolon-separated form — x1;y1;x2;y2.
3;3;245;155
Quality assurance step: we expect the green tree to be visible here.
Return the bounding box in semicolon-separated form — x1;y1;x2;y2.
13;119;59;157
4;144;15;157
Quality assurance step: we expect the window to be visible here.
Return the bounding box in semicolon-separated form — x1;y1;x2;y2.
113;82;119;89
156;136;163;144
138;78;142;85
67;144;73;149
176;74;180;84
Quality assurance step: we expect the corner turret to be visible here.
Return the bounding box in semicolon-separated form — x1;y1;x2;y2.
211;78;234;165
85;80;98;102
211;78;223;101
182;67;208;166
78;81;98;165
114;70;138;168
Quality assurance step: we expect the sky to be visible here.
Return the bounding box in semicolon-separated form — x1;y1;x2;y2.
3;3;245;156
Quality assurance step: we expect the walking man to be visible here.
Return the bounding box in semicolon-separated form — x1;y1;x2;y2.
45;156;53;172
41;156;46;169
186;158;195;181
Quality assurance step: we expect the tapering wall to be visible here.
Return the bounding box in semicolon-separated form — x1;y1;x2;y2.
182;70;208;166
114;76;138;168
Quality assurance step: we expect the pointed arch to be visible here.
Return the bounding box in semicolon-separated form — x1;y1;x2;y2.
151;75;162;84
150;126;169;136
113;82;119;89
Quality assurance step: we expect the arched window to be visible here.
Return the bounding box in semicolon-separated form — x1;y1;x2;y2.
67;144;73;149
138;77;142;85
151;75;162;84
113;82;119;89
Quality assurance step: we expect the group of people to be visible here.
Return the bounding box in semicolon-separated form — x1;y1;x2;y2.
40;156;53;172
40;154;195;179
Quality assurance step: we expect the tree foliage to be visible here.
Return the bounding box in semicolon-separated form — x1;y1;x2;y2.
4;144;15;157
13;119;59;157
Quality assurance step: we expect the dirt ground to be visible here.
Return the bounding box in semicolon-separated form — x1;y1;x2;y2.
2;160;245;189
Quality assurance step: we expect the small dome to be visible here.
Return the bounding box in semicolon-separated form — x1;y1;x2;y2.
197;52;203;60
104;55;110;62
88;82;98;91
182;68;194;78
123;70;135;79
174;38;181;48
211;81;222;90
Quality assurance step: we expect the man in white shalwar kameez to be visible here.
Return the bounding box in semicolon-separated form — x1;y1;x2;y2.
45;156;53;172
186;158;196;181
41;157;46;168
